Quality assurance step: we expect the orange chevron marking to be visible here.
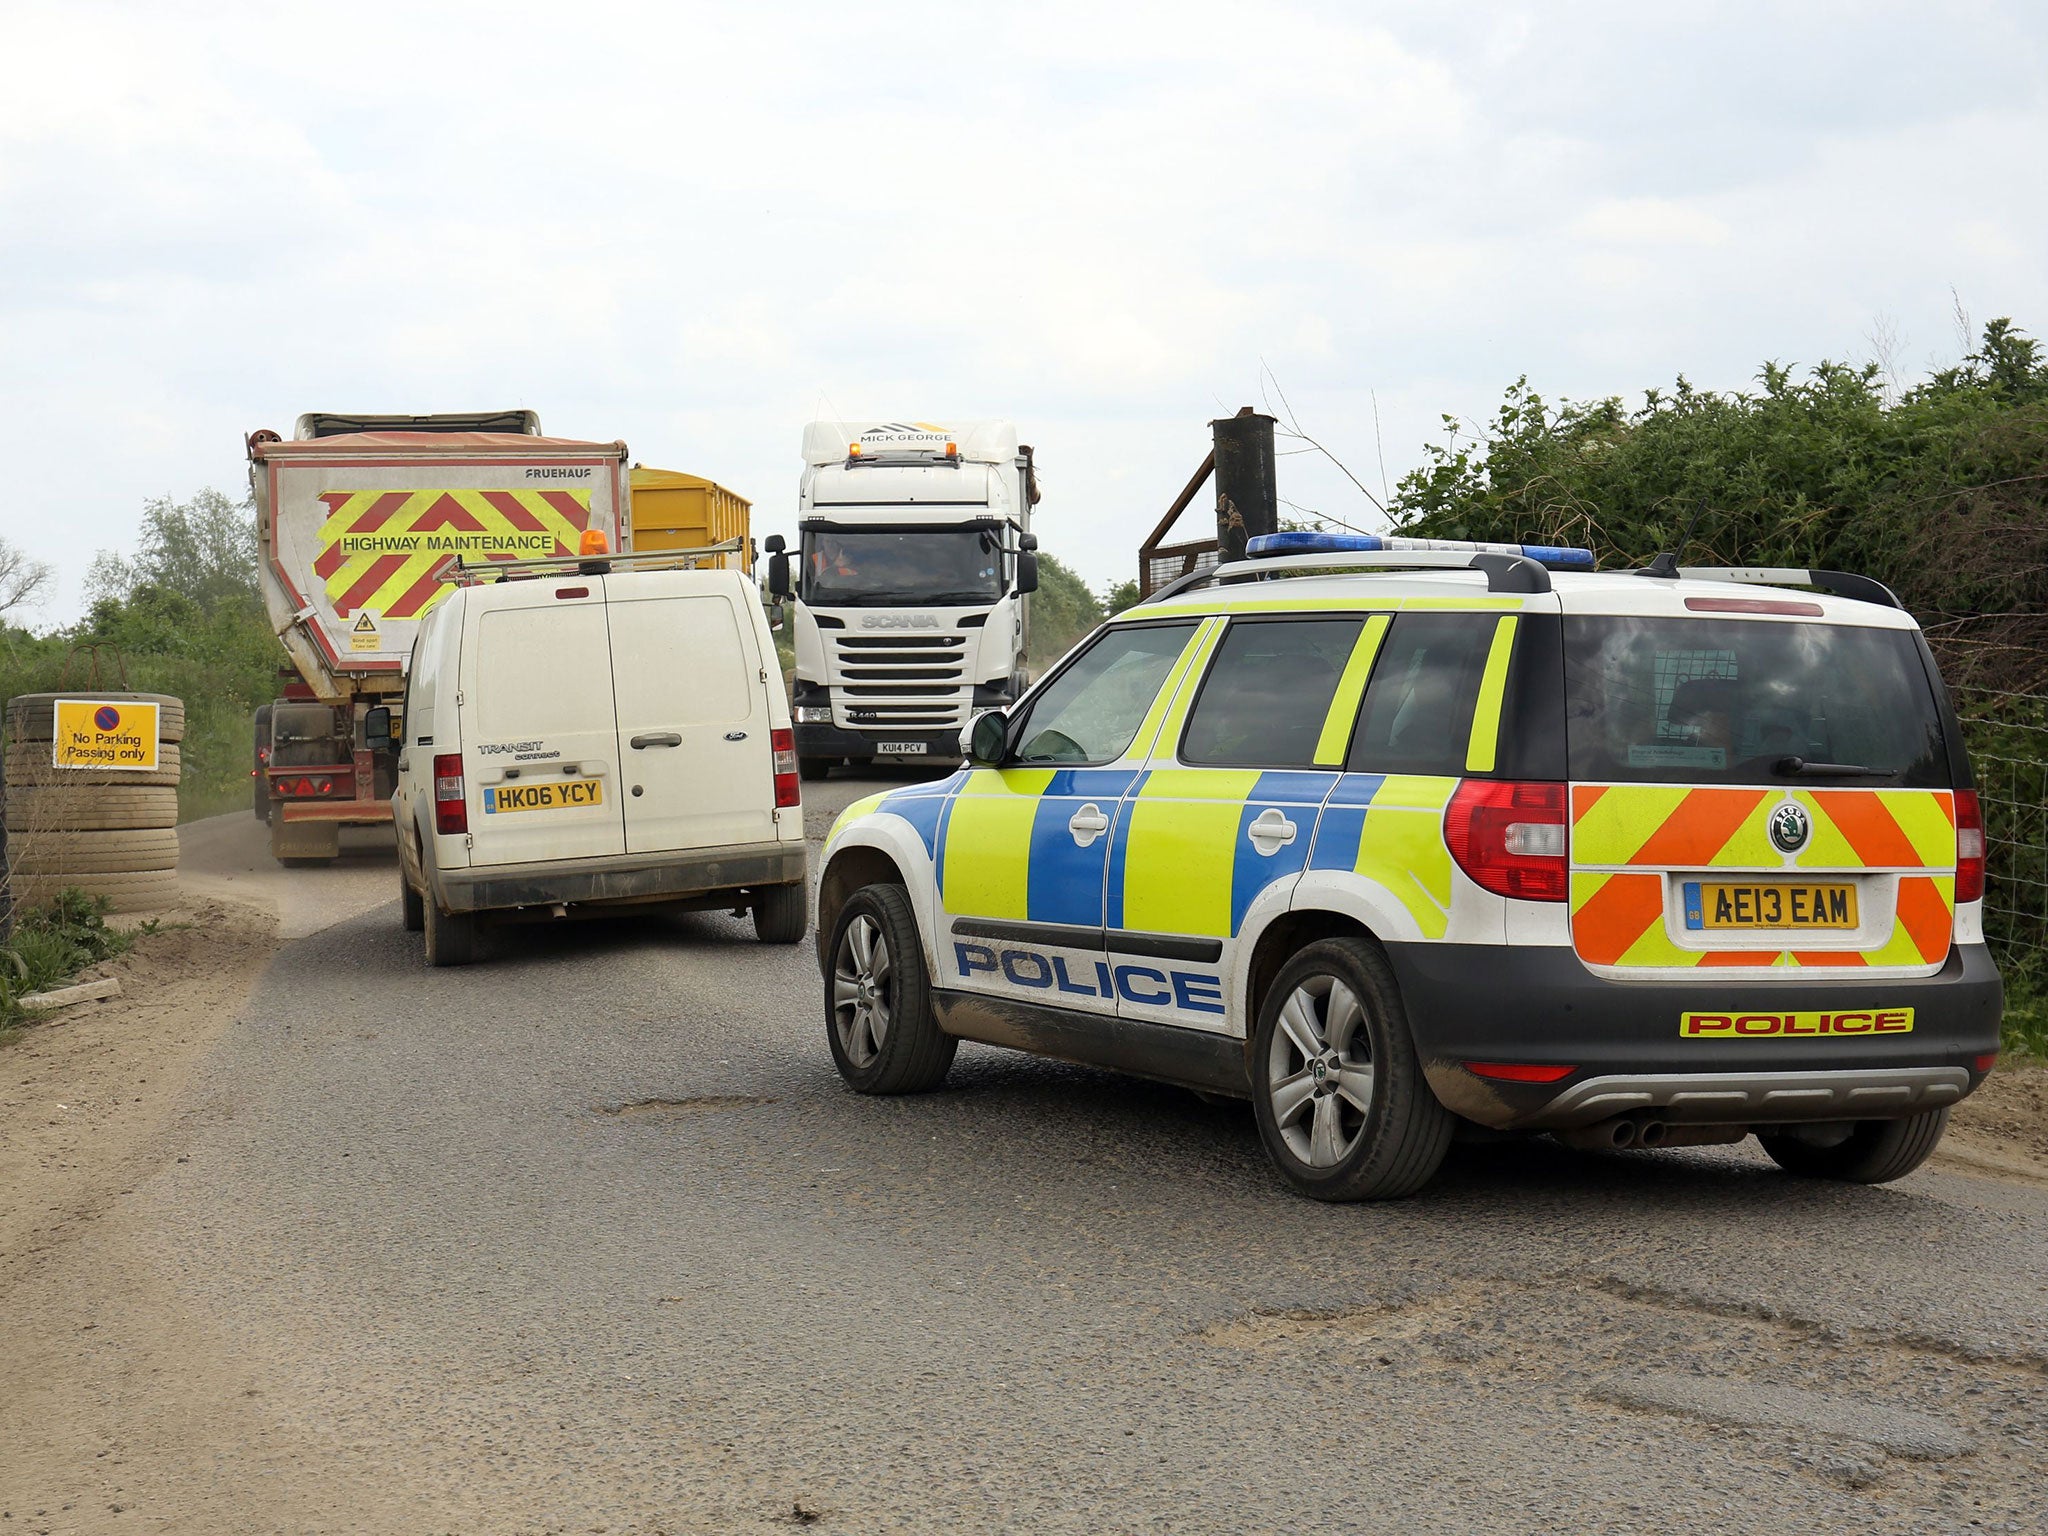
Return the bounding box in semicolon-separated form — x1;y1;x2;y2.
1571;873;1665;965
1895;876;1955;963
1629;787;1768;869
1809;791;1921;868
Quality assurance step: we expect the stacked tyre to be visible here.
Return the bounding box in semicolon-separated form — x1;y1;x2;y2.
3;693;185;914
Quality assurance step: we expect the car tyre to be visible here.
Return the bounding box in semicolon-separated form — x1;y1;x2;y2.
825;883;955;1094
799;756;834;782
423;893;478;967
1759;1109;1949;1184
753;881;808;944
1250;937;1454;1201
399;863;425;933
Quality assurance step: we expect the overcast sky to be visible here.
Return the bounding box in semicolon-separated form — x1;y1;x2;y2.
5;0;2045;622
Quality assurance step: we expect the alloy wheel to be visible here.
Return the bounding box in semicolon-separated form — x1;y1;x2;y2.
1266;974;1375;1167
832;914;892;1069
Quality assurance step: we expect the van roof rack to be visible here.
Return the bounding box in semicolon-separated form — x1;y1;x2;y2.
1641;564;1903;609
431;539;745;586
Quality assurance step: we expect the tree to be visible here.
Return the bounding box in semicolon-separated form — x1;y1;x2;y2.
1030;554;1105;664
0;536;54;620
1101;577;1140;616
87;488;260;612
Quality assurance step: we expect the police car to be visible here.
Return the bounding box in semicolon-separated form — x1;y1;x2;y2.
815;533;2003;1200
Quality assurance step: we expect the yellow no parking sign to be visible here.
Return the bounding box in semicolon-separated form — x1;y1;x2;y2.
52;698;161;771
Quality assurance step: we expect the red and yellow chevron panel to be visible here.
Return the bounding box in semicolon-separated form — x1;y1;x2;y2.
313;488;592;619
1568;784;1957;971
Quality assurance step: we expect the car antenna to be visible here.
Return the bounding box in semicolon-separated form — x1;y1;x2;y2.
1639;497;1708;580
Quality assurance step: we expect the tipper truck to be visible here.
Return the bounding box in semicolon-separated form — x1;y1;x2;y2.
768;420;1040;777
248;411;630;863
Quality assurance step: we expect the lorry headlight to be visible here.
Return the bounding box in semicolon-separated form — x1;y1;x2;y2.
797;705;833;723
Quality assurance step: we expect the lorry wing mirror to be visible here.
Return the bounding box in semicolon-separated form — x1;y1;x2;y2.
1015;551;1039;596
363;705;396;746
963;709;1010;766
767;550;792;599
763;534;786;554
1019;532;1039;552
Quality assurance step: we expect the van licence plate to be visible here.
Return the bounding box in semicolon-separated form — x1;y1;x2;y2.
1683;880;1857;930
483;780;605;814
875;741;927;756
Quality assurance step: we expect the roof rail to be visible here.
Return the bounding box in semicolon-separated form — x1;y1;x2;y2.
431;539;746;586
1665;566;1903;609
1144;547;1552;603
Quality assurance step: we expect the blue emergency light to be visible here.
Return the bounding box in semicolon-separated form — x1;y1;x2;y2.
1245;531;1596;569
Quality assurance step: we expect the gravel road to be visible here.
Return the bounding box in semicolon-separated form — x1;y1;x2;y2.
6;779;2048;1534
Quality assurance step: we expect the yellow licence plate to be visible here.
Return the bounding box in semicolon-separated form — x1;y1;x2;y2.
483;780;604;815
1683;880;1857;931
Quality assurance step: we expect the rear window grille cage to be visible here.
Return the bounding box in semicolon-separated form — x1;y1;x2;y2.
1650;649;1738;739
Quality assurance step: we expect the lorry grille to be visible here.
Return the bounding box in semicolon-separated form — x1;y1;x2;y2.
831;634;972;732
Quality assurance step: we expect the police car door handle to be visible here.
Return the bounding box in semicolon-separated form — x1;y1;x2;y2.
630;732;683;750
1247;808;1297;856
1067;803;1111;848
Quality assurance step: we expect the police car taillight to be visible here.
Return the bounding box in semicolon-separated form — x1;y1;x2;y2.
771;727;800;808
1444;780;1568;902
434;753;467;835
1956;789;1985;904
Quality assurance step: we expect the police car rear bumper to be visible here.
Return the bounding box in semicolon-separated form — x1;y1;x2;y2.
436;842;806;915
1386;940;2004;1131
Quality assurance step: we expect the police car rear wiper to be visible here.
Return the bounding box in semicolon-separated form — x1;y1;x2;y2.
1773;756;1885;778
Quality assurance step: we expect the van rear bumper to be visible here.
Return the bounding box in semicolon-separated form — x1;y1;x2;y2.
437;841;806;915
1384;940;2003;1131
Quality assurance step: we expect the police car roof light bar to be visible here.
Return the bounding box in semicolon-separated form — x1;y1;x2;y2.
431;539;747;587
1146;547;1553;603
1245;531;1597;568
1666;566;1903;610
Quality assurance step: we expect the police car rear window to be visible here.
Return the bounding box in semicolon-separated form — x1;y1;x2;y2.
1563;617;1949;786
1181;618;1365;768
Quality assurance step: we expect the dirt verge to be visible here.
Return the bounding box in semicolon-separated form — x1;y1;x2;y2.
1940;1062;2048;1186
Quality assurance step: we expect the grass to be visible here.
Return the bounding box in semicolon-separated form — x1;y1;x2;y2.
0;889;137;1040
1995;944;2048;1063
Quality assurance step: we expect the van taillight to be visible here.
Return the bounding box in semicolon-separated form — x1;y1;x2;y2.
1444;780;1568;901
433;753;467;835
771;727;800;808
1956;789;1985;904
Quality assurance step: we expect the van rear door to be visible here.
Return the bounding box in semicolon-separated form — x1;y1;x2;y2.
462;582;628;867
606;575;779;855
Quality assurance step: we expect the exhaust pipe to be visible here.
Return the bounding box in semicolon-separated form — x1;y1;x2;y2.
1557;1117;1640;1151
1637;1119;1669;1149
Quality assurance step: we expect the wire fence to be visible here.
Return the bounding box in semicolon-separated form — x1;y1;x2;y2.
1953;685;2048;969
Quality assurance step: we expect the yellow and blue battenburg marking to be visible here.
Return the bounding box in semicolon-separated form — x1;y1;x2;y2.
1112;770;1338;937
1307;774;1459;937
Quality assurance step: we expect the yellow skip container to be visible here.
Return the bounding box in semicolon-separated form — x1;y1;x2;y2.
628;466;752;571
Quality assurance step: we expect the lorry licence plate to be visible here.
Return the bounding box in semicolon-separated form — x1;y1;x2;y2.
1682;881;1856;930
483;780;604;814
876;741;927;756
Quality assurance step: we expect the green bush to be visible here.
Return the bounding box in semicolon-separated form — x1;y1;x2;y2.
0;889;134;1032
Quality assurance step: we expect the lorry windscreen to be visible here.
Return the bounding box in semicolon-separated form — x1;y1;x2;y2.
801;529;1004;607
1563;616;1949;787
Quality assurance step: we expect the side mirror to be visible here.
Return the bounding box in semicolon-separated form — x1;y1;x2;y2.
1015;551;1039;596
963;709;1010;766
767;550;792;599
364;705;397;747
763;533;786;555
1019;532;1039;552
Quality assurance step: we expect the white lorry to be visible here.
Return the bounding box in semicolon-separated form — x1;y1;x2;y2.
767;421;1040;777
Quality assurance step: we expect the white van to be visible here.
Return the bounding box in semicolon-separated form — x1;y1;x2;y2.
385;564;807;965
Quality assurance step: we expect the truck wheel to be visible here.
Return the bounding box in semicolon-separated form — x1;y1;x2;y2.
752;882;808;944
1250;937;1454;1201
399;864;425;933
423;896;478;967
1760;1109;1949;1184
825;883;955;1094
799;756;834;782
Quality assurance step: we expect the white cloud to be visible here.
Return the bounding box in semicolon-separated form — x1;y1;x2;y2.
3;0;2046;618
